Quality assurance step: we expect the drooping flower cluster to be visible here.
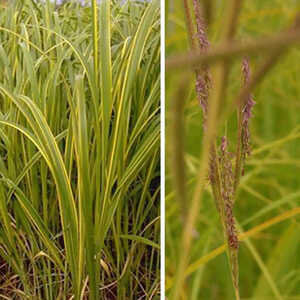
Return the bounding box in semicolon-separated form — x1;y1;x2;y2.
188;4;256;297
192;0;211;128
190;6;256;254
219;136;238;250
241;57;256;172
193;0;210;51
195;72;210;121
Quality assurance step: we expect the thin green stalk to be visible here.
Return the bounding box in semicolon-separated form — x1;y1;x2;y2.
166;28;300;71
170;78;188;219
170;62;226;300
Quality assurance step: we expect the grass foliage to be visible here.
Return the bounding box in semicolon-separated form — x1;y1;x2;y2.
0;0;160;299
166;0;300;299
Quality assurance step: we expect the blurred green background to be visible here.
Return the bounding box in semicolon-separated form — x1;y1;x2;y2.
166;0;300;299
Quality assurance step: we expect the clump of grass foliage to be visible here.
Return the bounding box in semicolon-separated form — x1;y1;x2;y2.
166;0;300;299
0;0;160;299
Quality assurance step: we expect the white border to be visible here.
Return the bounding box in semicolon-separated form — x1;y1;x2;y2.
160;0;165;298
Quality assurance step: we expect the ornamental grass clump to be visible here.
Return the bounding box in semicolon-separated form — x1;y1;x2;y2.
0;0;160;299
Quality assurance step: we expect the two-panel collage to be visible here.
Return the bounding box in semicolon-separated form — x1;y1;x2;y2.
0;0;300;299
